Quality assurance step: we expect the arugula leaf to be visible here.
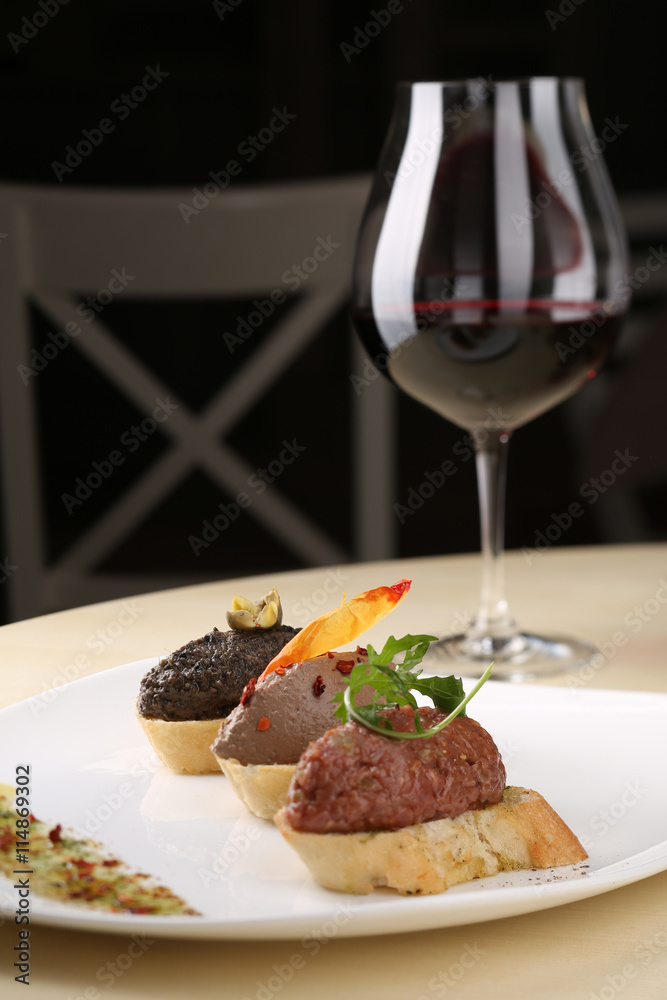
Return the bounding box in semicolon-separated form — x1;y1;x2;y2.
332;633;493;741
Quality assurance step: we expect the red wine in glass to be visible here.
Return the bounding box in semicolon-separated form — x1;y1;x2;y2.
353;303;622;431
351;79;629;679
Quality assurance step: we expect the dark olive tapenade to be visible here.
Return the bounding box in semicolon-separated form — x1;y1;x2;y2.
137;625;299;722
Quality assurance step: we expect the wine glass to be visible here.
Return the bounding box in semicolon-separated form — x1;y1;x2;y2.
351;78;629;680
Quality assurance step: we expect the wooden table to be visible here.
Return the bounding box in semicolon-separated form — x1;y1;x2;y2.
1;545;666;998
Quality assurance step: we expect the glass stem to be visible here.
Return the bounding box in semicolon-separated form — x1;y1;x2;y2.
470;428;516;640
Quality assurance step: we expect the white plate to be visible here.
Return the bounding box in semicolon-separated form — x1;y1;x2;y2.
1;660;666;940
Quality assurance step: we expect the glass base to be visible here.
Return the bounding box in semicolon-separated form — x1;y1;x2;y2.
423;630;598;682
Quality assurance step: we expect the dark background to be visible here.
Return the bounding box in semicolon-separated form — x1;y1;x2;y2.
1;0;666;622
0;0;663;190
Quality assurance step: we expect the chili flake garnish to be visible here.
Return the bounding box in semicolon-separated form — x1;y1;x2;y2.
326;651;335;658
257;716;271;731
275;666;285;675
335;659;355;674
70;857;95;872
313;675;326;697
356;646;367;656
240;677;256;706
48;824;62;844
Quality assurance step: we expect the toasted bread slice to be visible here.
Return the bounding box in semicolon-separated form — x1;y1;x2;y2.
215;757;296;820
275;786;587;895
134;702;223;774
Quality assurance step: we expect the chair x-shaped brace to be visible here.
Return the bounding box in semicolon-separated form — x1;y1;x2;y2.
34;285;349;597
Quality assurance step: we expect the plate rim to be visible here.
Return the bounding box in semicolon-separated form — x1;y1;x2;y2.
1;658;667;940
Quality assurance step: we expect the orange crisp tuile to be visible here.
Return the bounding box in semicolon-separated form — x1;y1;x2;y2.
259;579;411;678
